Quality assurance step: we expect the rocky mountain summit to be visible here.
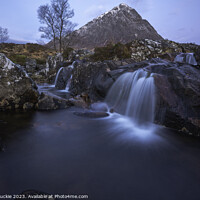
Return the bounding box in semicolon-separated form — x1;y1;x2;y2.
64;3;163;49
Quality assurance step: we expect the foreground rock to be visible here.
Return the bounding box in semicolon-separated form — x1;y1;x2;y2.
0;53;39;111
36;93;73;110
146;59;200;135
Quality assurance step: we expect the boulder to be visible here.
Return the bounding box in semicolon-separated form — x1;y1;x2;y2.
70;61;120;101
0;53;39;110
46;53;63;76
36;92;73;110
55;65;73;90
146;59;200;135
90;102;109;112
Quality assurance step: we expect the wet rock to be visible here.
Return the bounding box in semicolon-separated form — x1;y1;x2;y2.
0;53;39;111
148;59;200;135
69;61;129;101
69;95;90;109
36;93;73;110
55;65;73;90
91;102;109;112
74;111;109;118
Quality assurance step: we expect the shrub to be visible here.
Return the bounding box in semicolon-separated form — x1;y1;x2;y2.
63;47;74;59
9;54;27;66
90;42;131;61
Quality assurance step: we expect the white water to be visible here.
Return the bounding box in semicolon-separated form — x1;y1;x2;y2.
174;53;197;65
54;67;63;86
65;75;72;92
64;62;76;91
105;69;155;127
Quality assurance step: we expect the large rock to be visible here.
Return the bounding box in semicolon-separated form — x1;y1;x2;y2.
36;93;73;110
146;59;200;135
69;60;137;101
55;65;73;90
0;53;39;110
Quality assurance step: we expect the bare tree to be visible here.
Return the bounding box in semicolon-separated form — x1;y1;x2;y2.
37;4;57;51
0;27;9;43
52;0;77;52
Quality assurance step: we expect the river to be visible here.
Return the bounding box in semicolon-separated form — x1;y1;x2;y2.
0;108;200;200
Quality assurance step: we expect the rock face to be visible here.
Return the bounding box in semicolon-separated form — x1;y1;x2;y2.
64;3;163;49
0;53;39;110
69;60;139;101
36;93;73;110
130;39;200;63
146;60;200;135
55;65;73;90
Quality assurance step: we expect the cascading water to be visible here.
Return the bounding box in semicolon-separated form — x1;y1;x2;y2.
54;67;63;86
65;61;76;91
65;75;72;92
105;69;155;126
174;53;197;66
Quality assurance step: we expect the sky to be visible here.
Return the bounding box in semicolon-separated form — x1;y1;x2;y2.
0;0;200;44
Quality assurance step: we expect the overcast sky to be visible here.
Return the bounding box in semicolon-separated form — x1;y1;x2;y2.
0;0;199;44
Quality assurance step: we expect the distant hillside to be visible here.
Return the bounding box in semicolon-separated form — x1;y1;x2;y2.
0;43;56;66
6;39;30;44
48;3;163;50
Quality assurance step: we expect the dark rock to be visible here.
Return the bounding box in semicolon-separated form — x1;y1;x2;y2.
69;61;121;101
36;93;73;110
55;65;73;90
69;95;90;109
0;53;39;111
25;58;37;73
74;111;109;118
147;59;200;135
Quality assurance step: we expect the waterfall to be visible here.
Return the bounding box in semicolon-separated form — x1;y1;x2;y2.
65;75;72;92
65;62;76;91
174;53;197;66
54;67;63;86
105;69;155;126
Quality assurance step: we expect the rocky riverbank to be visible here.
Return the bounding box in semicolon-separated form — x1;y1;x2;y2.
0;39;200;135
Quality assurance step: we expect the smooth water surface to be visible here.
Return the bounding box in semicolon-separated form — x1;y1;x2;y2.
0;108;200;200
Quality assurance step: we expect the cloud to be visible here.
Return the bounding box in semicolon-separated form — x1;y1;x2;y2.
84;5;107;19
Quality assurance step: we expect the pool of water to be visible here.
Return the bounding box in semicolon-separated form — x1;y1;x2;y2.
0;108;200;200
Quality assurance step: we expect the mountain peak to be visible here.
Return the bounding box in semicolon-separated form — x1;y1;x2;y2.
119;3;132;8
64;4;163;49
